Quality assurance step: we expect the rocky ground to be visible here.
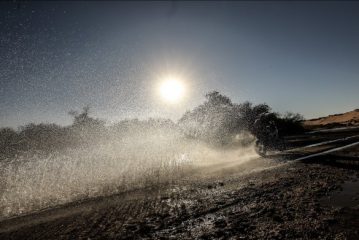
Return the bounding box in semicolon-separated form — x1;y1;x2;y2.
1;155;358;239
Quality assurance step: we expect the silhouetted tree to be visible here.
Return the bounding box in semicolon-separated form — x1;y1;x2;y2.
236;101;271;131
179;91;241;145
179;91;304;145
205;91;232;106
69;106;105;129
68;106;106;146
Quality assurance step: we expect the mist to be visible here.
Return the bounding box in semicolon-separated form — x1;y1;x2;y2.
0;126;260;220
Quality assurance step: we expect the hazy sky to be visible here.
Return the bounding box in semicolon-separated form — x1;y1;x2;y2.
1;1;358;128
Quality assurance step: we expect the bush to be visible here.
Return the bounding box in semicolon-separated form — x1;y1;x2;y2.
0;94;305;159
0;127;19;159
178;91;304;145
276;112;305;136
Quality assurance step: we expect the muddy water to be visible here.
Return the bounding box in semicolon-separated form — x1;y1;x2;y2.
320;178;359;208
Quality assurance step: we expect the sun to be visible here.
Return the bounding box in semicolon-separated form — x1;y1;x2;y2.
159;77;185;103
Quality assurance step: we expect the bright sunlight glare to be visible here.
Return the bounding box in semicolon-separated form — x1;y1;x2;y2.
159;78;185;103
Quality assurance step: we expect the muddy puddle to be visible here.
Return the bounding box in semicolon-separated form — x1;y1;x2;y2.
320;178;359;208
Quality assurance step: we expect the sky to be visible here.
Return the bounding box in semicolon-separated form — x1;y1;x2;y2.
1;1;358;128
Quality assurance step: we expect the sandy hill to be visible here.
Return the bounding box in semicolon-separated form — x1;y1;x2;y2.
304;109;359;128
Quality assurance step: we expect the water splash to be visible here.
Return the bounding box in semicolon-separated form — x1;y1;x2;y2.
0;133;261;220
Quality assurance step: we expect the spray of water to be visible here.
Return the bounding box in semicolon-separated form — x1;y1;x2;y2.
0;130;261;220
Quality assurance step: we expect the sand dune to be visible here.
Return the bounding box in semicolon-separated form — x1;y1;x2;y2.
305;109;359;127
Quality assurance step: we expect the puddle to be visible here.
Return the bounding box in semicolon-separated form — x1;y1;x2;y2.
320;179;359;208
